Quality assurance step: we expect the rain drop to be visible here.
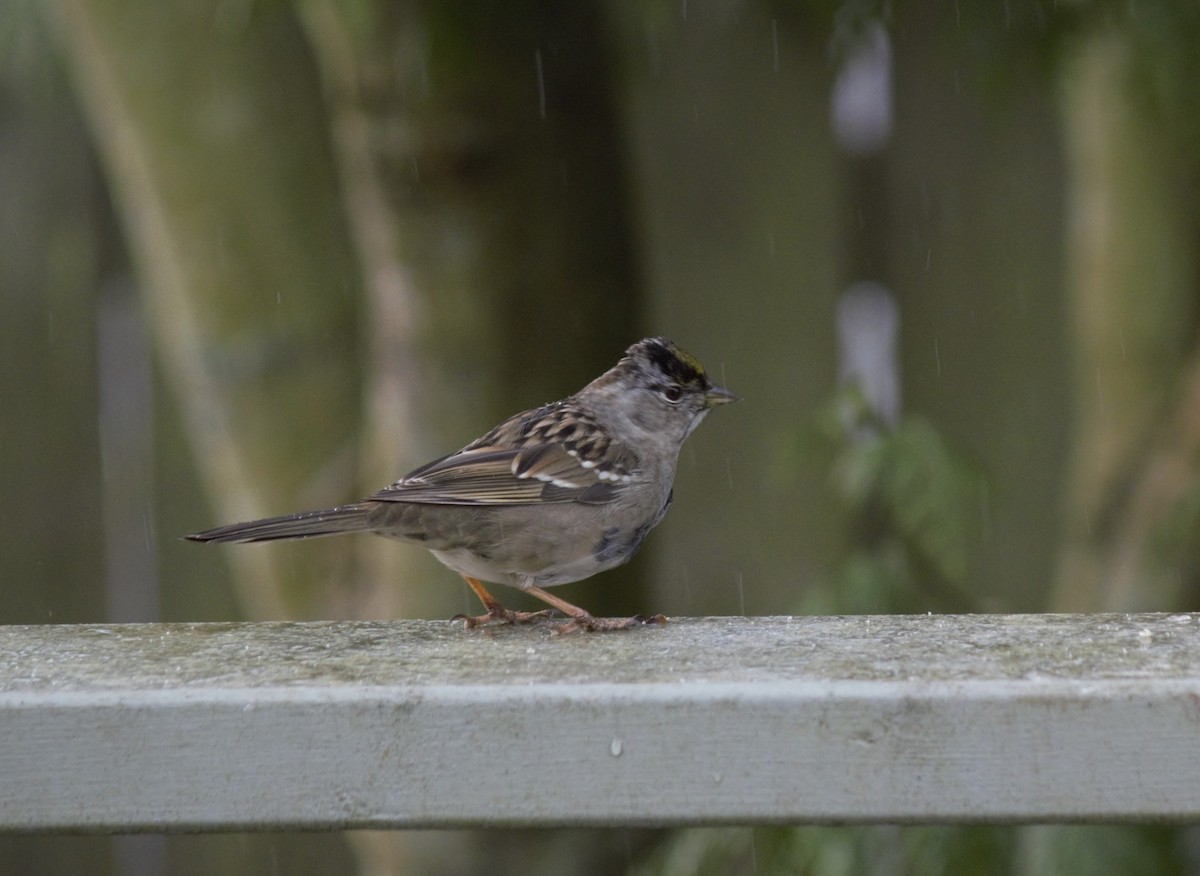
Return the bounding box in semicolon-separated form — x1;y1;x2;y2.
534;49;546;119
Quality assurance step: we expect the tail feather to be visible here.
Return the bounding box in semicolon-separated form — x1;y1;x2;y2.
185;503;375;544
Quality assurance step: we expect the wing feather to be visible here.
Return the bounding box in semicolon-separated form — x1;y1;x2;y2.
370;402;641;507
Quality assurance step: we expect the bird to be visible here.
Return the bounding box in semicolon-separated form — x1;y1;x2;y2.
187;337;738;632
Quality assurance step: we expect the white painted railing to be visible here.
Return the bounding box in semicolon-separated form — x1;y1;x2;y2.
2;614;1198;831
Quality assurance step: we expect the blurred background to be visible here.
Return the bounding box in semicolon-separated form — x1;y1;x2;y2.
4;0;1200;873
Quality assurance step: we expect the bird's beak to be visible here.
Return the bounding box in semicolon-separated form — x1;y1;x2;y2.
704;385;740;408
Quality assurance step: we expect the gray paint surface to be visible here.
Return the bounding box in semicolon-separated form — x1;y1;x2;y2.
1;614;1198;831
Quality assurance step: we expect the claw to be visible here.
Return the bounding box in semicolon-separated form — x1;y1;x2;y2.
454;576;557;628
457;576;665;634
453;606;555;629
552;613;668;635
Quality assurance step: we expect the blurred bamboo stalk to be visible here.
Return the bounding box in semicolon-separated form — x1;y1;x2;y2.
50;0;287;619
1103;348;1200;609
298;0;429;622
296;4;431;872
48;0;363;620
1055;29;1200;611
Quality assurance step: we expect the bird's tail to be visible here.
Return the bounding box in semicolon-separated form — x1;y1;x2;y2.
185;503;375;544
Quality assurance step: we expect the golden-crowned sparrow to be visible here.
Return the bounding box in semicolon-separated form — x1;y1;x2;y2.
188;337;738;631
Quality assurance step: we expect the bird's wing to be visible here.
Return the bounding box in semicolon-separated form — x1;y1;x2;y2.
369;403;640;506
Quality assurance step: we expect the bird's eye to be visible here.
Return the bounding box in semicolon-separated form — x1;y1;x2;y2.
662;384;683;403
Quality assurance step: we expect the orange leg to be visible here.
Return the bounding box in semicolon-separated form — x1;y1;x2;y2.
454;577;553;628
523;585;667;634
455;576;667;633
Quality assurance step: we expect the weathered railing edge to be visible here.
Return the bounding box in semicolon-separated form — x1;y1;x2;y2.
2;613;1199;832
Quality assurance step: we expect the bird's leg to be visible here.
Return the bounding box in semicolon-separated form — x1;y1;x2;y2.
454;576;553;628
522;585;667;634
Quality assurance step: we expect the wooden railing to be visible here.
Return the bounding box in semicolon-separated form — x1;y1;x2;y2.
2;614;1199;831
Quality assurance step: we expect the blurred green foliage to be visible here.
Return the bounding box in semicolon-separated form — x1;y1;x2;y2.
795;385;984;614
631;823;1191;876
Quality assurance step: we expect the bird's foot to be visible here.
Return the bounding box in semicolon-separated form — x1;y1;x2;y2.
553;612;668;635
455;576;556;628
453;604;555;629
